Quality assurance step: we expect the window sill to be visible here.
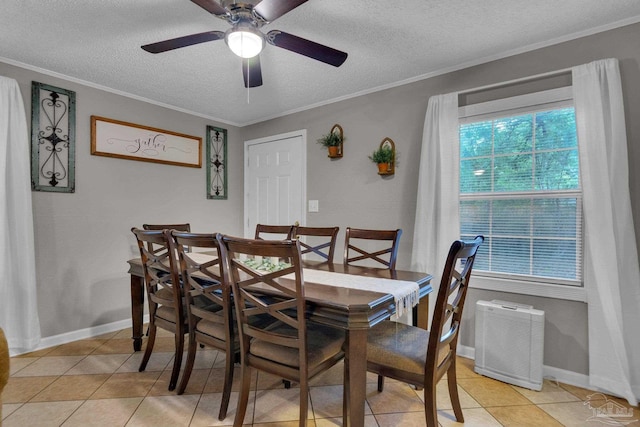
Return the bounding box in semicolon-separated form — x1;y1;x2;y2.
469;275;587;302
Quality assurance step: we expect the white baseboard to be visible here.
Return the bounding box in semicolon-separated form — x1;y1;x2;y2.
458;344;476;360
542;365;590;389
9;314;150;357
457;344;590;390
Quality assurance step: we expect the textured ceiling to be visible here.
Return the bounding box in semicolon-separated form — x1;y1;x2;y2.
2;0;640;126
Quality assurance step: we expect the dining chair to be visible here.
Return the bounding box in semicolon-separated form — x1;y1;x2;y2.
254;223;294;240
167;230;235;420
366;235;484;427
256;224;321;389
131;227;186;391
217;234;345;427
343;227;402;270
292;225;339;263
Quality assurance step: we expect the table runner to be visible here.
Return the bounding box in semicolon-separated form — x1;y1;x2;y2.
298;269;419;322
224;256;420;322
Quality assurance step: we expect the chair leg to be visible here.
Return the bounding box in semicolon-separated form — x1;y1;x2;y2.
343;353;349;420
423;382;439;427
177;334;198;395
168;330;184;391
139;322;157;372
377;374;385;392
218;348;235;421
447;364;464;422
233;363;252;427
299;381;308;427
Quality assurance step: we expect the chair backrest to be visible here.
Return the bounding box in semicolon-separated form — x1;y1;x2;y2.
293;226;339;263
131;227;183;321
168;230;230;342
343;227;402;270
217;234;308;377
142;223;191;254
254;224;294;240
427;235;484;383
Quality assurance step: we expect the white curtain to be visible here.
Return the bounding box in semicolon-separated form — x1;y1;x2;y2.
573;58;640;405
0;76;41;353
412;93;460;326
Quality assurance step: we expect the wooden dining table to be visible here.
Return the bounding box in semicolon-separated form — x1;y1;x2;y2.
127;257;432;427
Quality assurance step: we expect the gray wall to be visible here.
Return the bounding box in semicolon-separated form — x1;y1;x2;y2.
0;61;245;338
241;22;640;375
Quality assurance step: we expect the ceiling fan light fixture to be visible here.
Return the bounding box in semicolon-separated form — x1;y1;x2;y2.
225;26;264;58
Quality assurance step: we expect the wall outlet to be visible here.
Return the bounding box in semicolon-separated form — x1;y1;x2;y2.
308;200;319;212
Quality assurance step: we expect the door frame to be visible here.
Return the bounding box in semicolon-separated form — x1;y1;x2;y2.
243;129;307;238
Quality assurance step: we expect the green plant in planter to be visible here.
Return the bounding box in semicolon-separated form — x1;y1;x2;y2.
317;131;343;147
368;146;394;164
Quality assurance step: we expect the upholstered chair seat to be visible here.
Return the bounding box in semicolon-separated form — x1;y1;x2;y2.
250;322;344;369
367;320;431;378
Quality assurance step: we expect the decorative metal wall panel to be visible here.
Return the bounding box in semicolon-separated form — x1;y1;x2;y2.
206;126;227;199
31;81;76;192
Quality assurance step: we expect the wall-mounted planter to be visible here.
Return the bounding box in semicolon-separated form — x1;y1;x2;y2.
369;137;396;175
317;124;344;158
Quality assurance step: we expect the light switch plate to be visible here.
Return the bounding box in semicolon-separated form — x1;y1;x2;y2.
308;200;319;212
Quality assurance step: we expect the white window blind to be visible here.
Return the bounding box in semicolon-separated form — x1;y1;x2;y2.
459;88;582;286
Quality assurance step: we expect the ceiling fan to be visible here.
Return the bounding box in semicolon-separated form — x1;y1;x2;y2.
141;0;348;88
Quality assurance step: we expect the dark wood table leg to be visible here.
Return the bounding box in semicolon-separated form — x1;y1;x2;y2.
417;295;429;330
130;274;144;351
343;328;367;427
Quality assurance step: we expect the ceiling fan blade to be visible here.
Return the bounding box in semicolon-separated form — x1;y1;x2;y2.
243;57;263;88
190;0;227;15
141;31;225;53
266;30;348;67
254;0;308;22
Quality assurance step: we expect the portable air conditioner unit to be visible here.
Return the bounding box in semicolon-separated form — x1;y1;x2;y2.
474;300;545;391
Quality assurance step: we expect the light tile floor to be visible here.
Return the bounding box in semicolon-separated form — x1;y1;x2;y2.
2;327;639;426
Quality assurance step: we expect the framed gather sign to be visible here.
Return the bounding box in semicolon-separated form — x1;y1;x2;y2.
90;116;202;168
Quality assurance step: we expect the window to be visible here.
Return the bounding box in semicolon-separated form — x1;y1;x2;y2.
459;88;582;286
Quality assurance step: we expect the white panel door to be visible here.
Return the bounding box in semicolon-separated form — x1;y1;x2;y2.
244;130;306;238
